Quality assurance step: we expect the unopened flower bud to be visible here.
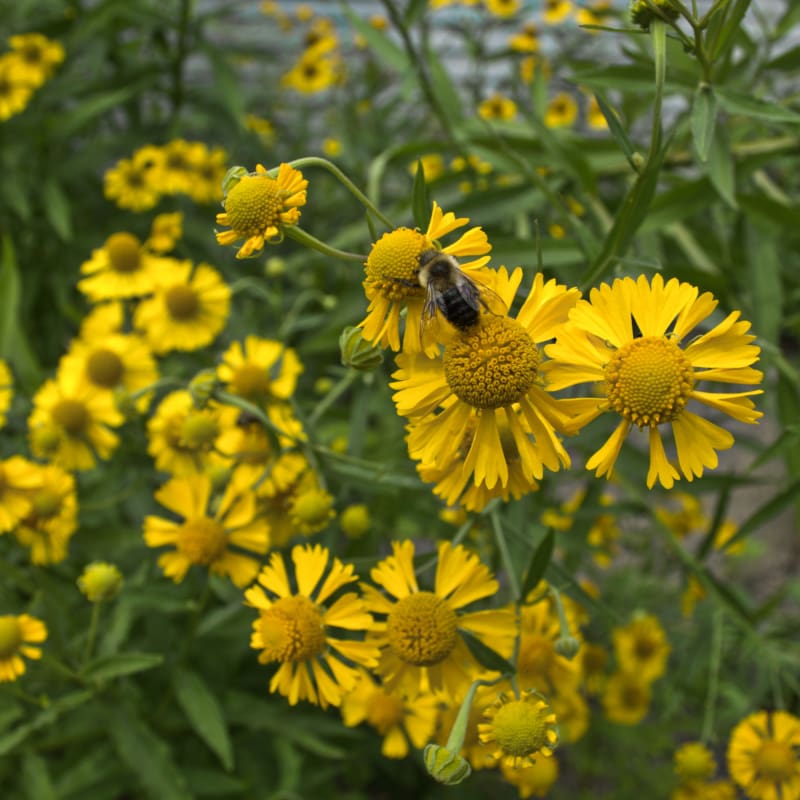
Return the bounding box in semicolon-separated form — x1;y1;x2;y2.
221;166;249;199
188;369;219;408
630;0;679;30
78;562;123;602
423;744;472;785
555;635;581;660
339;326;384;371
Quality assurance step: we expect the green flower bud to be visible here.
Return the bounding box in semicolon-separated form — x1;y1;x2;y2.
555;635;581;660
339;326;384;371
78;562;123;603
221;165;249;199
188;369;219;408
423;744;472;785
630;0;679;30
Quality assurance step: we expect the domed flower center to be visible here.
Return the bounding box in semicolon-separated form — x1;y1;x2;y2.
230;364;271;400
754;740;795;781
256;595;326;662
364;229;427;301
634;635;657;660
291;489;333;526
387;590;458;667
31;489;61;519
177;518;227;565
0;617;22;658
105;232;142;274
87;348;124;388
179;413;219;449
52;399;88;435
444;317;539;409
366;689;405;735
224;174;288;236
604;337;694;427
675;743;715;781
490;697;556;758
622;683;646;708
165;285;199;320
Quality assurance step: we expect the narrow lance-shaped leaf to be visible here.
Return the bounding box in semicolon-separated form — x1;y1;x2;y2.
460;630;515;676
521;529;555;600
691;83;717;163
411;160;431;231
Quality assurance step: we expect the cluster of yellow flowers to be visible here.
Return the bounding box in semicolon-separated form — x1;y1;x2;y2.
0;33;63;122
103;139;228;211
277;12;343;94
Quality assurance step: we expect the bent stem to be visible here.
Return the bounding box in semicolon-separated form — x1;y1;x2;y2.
284;225;367;263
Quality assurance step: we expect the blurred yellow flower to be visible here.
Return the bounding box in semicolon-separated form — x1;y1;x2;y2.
509;22;540;52
0;359;12;429
602;671;651;725
78;562;124;602
613;613;670;682
543;0;573;24
0;55;35;120
478;93;518;121
485;0;521;18
0;614;47;683
545;92;579;127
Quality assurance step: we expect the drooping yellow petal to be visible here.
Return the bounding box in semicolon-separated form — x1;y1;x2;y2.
585;419;630;478
646;426;680;489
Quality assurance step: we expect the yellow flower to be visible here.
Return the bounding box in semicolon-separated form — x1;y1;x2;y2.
103;149;162;212
575;0;613;29
13;464;77;565
28;375;122;471
78;562;123;602
392;269;582;511
288;485;335;536
656;491;708;537
580;642;608;695
79;302;125;340
0;456;43;532
727;710;800;800
184;143;227;205
501;754;559;798
245;544;380;708
359;201;492;355
478;689;559;769
0;359;12;429
361;540;516;700
484;0;521;18
58;333;159;413
8;33;64;86
0;54;34;121
550;688;589;744
602;670;651;725
545;92;578;128
410;154;445;182
675;742;717;782
322;137;342;157
341;671;440;758
586;94;609;129
544;274;763;488
612;613;670;682
543;0;573;24
478;93;518;121
281;50;340;93
144;474;269;587
509;22;540;52
146;211;184;254
77;232;167;301
245;114;275;143
340;504;370;539
217;336;303;405
133;261;231;354
216;163;308;259
0;614;47;683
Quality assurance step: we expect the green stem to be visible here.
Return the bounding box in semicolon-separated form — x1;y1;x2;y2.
283;225;366;263
307;370;359;428
281;156;395;230
649;20;667;158
701;605;723;742
83;602;102;666
491;509;520;602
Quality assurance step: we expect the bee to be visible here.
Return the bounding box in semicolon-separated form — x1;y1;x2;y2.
417;249;505;332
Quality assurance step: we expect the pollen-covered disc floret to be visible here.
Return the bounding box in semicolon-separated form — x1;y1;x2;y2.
254;595;326;662
387;591;459;666
216;163;307;259
364;228;427;301
605;337;694;427
444;316;539;409
478;689;560;769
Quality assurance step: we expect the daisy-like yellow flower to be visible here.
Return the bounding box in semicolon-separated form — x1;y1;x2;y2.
281;50;340;93
478;689;559;769
550;688;590;744
727;710;800;800
0;358;12;428
612;613;670;682
0;54;34;121
359;201;492;355
217;336;303;406
545;92;579;127
586;94;609;129
133;261;231;354
340;503;370;539
478;93;518;121
79;302;125;340
392;269;583;511
78;562;123;602
103;150;162;212
543;0;573;24
28;374;123;471
13;464;78;565
185;143;227;205
509;22;540;52
675;742;717;782
341;671;440;758
58;333;159;413
544;274;763;488
0;614;47;683
656;491;708;538
672;779;737;800
77;232;168;301
146;211;183;254
575;0;613;28
144;474;269;587
410;153;445;182
245;543;380;709
580;642;608;695
501;753;560;798
147;390;225;477
484;0;521;18
216;163;308;259
361;540;516;700
602;670;651;725
0;456;43;532
288;485;335;536
8;33;64;86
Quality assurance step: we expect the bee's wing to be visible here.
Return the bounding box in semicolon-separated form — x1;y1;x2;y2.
421;281;441;324
476;279;508;316
452;271;483;311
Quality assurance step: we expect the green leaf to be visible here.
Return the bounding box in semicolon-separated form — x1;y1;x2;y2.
707;122;737;208
708;0;753;61
184;768;247;797
776;1;800;38
172;667;234;771
736;193;800;235
42;180;73;241
459;630;515;675
108;705;192;800
691;83;717;163
747;228;782;347
591;90;637;167
715;88;800;124
765;44;800;72
411;160;431;230
0;234;21;361
22;751;57;800
341;8;408;73
404;0;429;25
520;529;555;600
58;85;144;138
425;47;465;127
81;652;164;682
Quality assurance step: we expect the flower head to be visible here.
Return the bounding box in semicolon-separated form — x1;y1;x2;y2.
544;274;763;488
602;670;651;725
545;92;578;127
612;613;670;682
0;359;12;428
543;0;573;24
361;539;516;700
0;54;34;121
144;474;269;587
675;742;717;782
727;710;800;800
501;754;560;798
478;93;518;121
245;544;379;709
485;0;521;17
359;201;491;355
0;456;44;532
103;149;163;212
8;33;64;86
78;562;124;602
0;614;47;683
478;689;559;769
216;163;307;259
